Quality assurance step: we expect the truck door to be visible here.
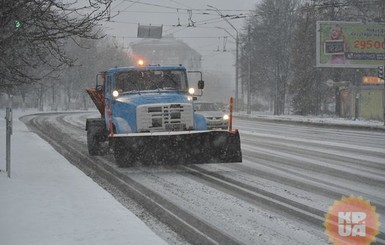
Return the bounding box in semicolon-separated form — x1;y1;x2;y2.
105;74;113;132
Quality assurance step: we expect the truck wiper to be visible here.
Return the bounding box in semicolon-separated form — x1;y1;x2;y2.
155;82;161;93
135;84;142;95
163;74;179;89
121;84;142;95
162;87;177;90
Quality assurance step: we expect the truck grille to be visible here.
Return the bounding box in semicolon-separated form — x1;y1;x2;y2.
137;103;194;132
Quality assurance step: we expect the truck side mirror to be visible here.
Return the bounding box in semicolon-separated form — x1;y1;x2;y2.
198;80;204;90
96;84;104;92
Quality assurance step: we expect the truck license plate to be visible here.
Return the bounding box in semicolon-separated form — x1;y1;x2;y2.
166;123;185;131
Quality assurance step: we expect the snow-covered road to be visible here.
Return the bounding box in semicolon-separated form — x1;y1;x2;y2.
0;111;170;245
16;112;385;244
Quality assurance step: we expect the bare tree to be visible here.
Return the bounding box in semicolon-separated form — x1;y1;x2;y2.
0;0;112;88
55;36;130;111
289;3;328;115
241;0;300;115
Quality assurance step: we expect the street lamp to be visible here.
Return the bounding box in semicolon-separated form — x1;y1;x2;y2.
208;5;239;112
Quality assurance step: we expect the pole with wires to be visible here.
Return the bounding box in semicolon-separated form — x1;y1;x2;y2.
247;25;251;114
208;5;239;112
5;104;12;178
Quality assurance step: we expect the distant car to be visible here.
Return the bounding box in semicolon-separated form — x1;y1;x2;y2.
194;101;229;130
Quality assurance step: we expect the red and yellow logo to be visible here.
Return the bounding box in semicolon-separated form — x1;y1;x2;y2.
324;196;380;245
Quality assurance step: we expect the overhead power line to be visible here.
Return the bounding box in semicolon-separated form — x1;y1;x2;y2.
111;34;228;39
121;0;252;12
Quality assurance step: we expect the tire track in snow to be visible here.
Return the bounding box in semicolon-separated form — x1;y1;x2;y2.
22;113;385;244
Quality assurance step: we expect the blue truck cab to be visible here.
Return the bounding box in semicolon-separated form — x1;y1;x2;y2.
104;65;207;134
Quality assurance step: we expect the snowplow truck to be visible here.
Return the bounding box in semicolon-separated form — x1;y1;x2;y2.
85;65;242;167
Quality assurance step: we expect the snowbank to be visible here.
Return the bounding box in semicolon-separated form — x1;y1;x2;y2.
0;110;167;245
235;111;385;130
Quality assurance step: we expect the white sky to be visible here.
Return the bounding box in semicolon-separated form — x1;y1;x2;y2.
101;0;258;71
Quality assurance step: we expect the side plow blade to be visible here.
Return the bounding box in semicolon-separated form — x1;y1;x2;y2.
110;130;242;167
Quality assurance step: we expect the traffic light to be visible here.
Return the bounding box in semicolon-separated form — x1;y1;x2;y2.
378;66;384;79
15;20;22;29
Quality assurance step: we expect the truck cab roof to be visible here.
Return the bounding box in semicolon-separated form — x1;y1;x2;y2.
106;65;186;74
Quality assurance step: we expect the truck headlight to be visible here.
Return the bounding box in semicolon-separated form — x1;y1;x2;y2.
188;88;195;95
223;114;229;120
112;90;119;98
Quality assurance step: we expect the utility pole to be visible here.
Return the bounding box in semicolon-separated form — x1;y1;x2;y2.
274;8;280;115
208;5;239;111
378;23;385;126
379;65;385;125
381;0;385;126
247;25;251;114
236;33;239;112
5;98;13;178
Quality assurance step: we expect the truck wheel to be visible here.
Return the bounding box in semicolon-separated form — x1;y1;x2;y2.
87;129;103;155
86;118;107;156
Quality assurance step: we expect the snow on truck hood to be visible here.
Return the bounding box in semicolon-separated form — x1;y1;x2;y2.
115;91;190;105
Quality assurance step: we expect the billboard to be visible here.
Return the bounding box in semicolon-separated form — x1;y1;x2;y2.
316;21;385;68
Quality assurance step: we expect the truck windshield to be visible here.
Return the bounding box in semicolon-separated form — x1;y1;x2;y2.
115;70;187;93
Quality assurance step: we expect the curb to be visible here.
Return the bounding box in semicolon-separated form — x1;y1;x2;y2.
234;115;385;132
